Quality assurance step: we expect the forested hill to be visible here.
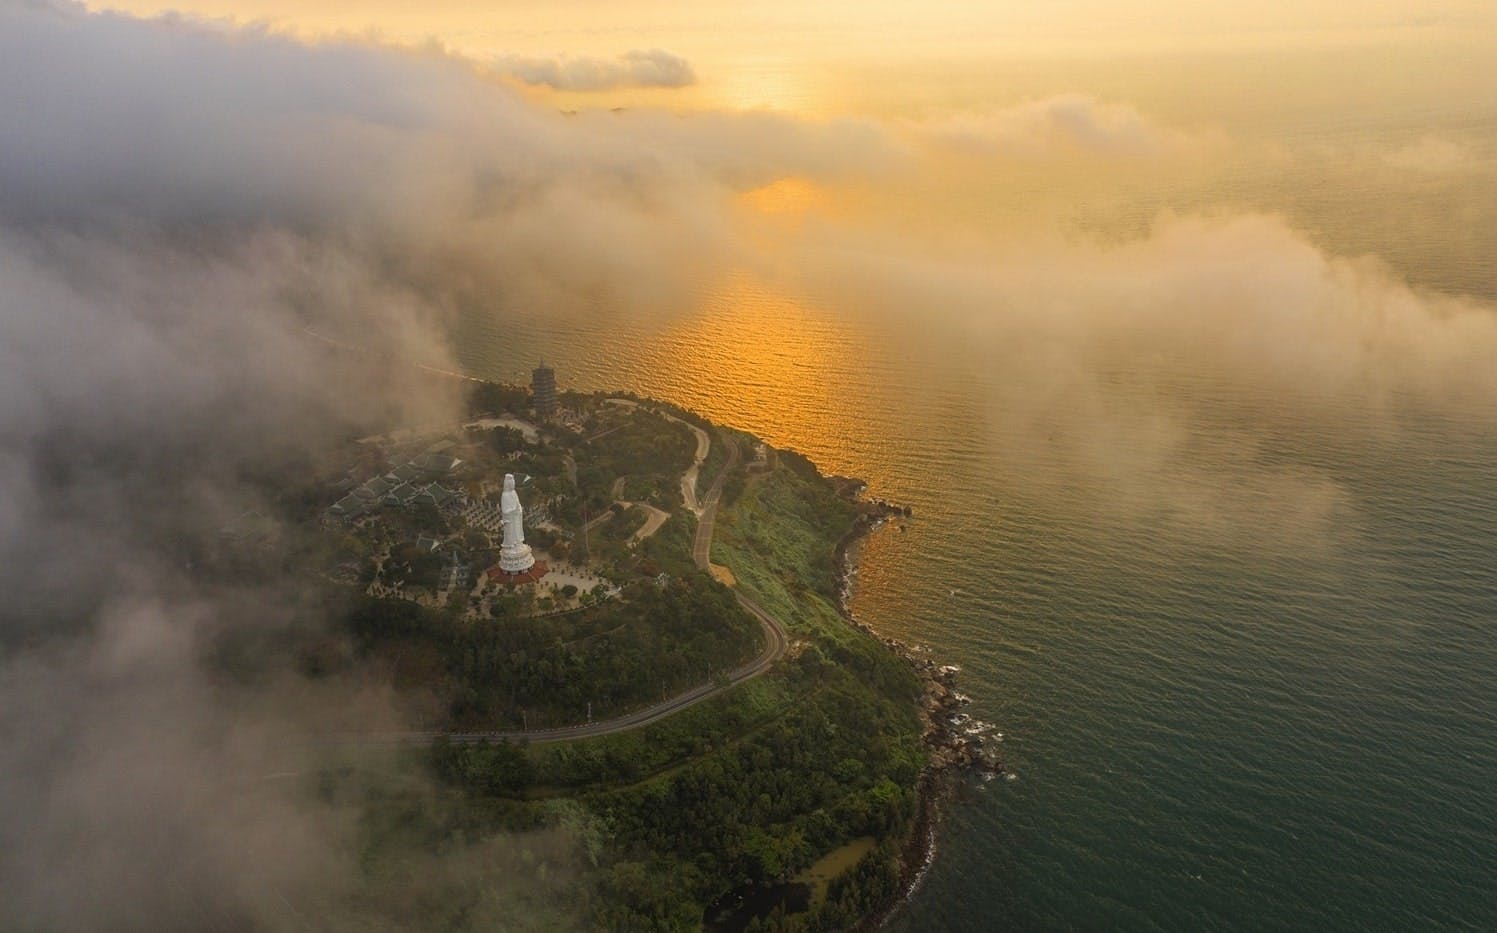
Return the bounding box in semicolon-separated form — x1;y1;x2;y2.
282;398;929;931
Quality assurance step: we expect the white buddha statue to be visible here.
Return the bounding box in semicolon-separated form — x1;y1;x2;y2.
497;473;536;573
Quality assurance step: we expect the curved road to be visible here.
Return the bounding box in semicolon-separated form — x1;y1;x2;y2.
603;397;711;512
379;429;790;747
691;434;739;569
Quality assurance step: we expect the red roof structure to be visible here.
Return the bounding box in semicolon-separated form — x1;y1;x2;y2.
486;560;549;585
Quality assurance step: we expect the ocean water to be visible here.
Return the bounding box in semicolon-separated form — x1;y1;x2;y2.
454;279;1497;930
450;105;1497;929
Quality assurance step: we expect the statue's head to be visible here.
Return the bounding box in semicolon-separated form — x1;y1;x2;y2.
503;473;516;492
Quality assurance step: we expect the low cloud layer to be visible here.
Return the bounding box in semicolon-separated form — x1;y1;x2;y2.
784;211;1497;545
494;48;697;91
919;93;1218;160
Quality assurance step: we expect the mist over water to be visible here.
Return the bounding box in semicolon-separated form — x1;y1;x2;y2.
456;194;1497;929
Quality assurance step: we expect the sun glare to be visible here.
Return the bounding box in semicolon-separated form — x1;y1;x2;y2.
738;176;831;216
711;60;816;113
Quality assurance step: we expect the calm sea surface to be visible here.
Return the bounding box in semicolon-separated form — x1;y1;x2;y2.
452;102;1497;929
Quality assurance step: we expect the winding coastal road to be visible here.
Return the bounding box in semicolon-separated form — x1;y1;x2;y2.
372;425;789;747
692;434;739;567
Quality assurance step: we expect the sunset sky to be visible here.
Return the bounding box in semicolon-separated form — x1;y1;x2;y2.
78;0;1496;276
87;1;1497;117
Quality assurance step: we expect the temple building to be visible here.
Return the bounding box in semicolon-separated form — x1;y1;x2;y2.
531;362;558;418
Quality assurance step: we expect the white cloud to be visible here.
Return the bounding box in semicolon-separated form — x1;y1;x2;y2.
494;48;697;91
919;93;1218;160
787;212;1497;545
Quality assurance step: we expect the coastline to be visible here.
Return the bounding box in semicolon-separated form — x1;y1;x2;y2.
829;478;1003;930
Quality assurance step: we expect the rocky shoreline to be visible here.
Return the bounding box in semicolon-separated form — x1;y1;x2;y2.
830;482;1004;929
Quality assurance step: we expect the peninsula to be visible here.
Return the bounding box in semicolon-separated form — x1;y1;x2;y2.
222;377;999;930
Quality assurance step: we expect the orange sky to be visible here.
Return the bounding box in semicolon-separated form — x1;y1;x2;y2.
89;1;1496;117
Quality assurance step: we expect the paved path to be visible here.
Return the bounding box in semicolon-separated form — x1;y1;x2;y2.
693;434;740;569
583;509;615;532
465;416;539;443
583;500;669;543
677;420;712;513
629;503;671;544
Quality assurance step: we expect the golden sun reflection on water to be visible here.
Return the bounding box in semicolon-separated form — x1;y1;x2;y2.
711;59;821;113
738;177;829;216
629;269;879;475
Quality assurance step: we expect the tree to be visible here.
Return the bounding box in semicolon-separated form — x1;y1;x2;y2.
468;381;529;416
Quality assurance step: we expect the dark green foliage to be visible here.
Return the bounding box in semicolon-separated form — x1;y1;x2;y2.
431;737;535;795
410;502;446;534
525;524;557;550
468;381;530;416
695;428;731;496
516;639;923;929
600;506;648;542
596;860;706;931
776;449;823;483
638;510;698;579
593;656;920;886
566;410;695;519
716;465;858;606
721;469;747;508
509;448;568;483
427;642;921;928
450;576;761;729
481;425;528;456
346;594;438;647
344;573;761;731
803;841;905;931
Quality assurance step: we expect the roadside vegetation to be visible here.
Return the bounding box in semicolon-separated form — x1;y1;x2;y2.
335;571;761;731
